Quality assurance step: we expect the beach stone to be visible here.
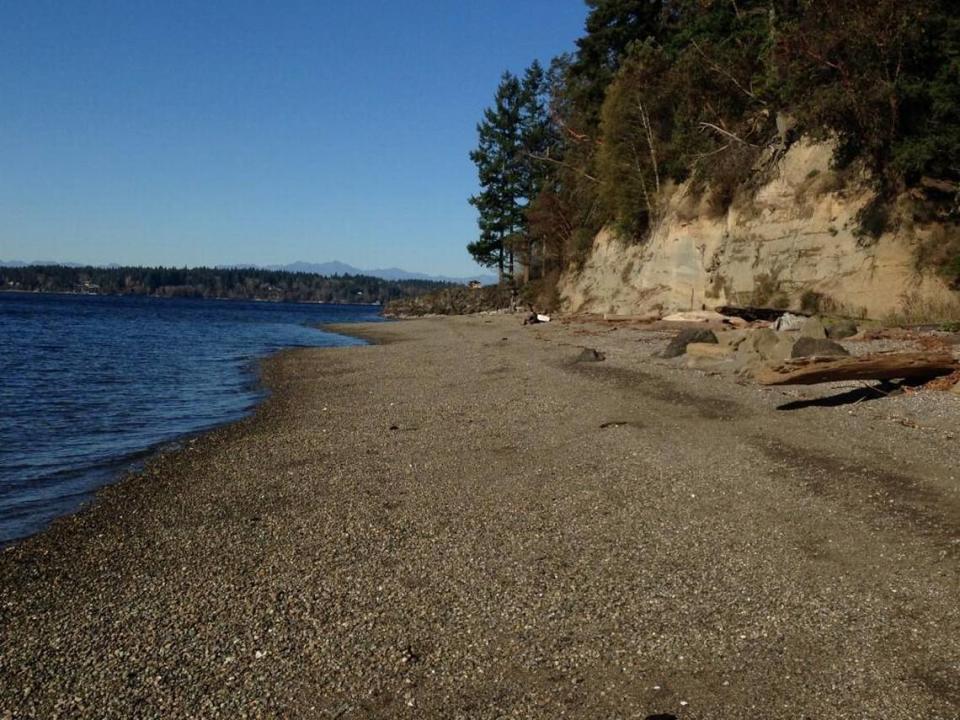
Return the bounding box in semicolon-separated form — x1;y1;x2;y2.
660;329;718;358
799;316;828;339
686;342;735;359
575;348;606;363
715;329;749;350
745;328;794;363
825;318;859;339
791;337;851;358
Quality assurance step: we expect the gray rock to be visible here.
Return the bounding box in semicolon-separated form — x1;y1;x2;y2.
745;328;794;363
659;329;718;359
791;337;851;358
825;319;859;339
799;317;828;339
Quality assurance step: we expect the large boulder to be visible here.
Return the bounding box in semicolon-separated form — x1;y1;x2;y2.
825;318;859;340
686;342;735;359
799;316;828;339
715;329;750;350
791;337;851;358
660;328;718;358
745;328;794;363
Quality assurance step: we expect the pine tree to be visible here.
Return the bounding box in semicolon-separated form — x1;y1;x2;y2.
468;72;526;281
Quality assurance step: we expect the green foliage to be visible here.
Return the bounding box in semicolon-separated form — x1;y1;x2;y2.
470;0;960;281
568;0;665;128
468;63;556;279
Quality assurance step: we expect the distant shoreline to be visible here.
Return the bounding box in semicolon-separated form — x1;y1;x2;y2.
0;288;384;307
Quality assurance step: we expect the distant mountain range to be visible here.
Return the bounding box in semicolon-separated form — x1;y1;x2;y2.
0;260;496;285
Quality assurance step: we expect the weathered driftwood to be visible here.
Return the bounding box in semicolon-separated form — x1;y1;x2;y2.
716;305;800;323
756;352;960;386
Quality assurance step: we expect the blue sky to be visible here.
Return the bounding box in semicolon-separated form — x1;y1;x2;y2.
0;1;588;275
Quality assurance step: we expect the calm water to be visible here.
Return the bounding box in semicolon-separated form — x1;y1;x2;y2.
0;292;382;544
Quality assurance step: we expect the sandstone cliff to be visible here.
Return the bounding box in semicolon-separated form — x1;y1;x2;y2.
559;140;960;321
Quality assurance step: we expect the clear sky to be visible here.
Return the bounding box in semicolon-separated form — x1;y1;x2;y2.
0;1;588;275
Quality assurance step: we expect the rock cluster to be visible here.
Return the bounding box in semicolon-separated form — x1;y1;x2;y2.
667;316;856;376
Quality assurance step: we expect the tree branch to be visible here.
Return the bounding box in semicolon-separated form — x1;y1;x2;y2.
691;39;766;105
525;151;599;183
699;122;759;147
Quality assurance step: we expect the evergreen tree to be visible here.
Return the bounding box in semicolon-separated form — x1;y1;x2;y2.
569;0;665;127
468;72;526;281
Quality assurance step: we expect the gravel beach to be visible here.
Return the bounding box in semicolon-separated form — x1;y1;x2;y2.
2;315;958;719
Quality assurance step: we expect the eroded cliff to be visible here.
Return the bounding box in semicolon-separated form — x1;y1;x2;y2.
560;140;959;321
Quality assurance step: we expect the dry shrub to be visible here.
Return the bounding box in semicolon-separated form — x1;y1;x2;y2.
885;290;960;325
794;169;846;206
800;289;839;314
751;271;783;306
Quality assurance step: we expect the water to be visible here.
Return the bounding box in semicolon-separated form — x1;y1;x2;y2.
0;292;383;544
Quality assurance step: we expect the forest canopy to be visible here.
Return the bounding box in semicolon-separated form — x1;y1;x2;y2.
467;0;960;284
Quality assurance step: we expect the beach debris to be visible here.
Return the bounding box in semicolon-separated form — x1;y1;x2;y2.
537;313;551;323
523;312;552;325
660;328;718;358
575;348;606;363
756;351;960;386
791;337;850;359
925;369;960;392
774;312;806;332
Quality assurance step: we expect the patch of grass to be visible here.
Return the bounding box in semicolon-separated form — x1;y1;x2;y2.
885;291;960;325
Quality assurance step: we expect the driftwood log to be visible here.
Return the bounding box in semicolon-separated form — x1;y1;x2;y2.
756;352;960;386
716;305;803;323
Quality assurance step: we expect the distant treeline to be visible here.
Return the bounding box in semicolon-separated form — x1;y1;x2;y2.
0;265;454;304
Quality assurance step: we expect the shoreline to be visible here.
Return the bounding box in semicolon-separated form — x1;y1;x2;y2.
0;319;373;548
0;288;385;306
2;314;958;718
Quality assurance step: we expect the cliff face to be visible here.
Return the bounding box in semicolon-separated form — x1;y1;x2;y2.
559;140;959;320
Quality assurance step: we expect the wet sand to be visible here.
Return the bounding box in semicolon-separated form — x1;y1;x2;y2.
1;315;958;719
